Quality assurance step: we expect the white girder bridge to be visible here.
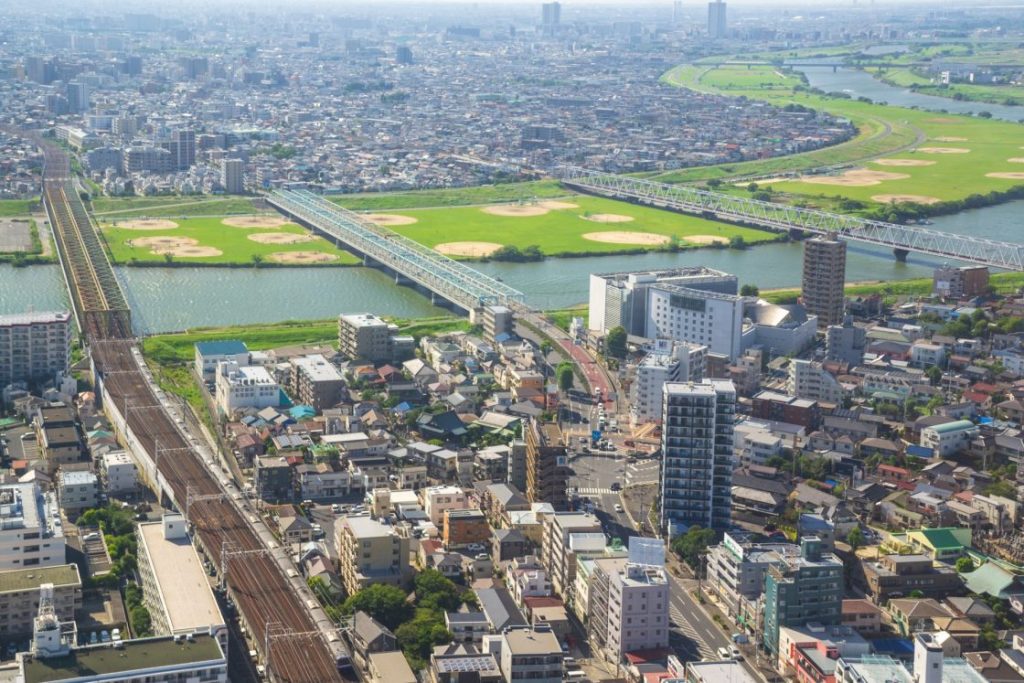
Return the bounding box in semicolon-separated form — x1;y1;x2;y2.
267;189;527;311
559;166;1024;270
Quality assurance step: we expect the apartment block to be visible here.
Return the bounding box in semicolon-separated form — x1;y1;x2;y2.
499;629;563;683
0;312;72;387
337;517;410;596
214;361;279;415
631;340;705;425
660;380;735;534
860;554;961;604
444;508;490;549
0;483;66;570
763;538;843;656
801;238;847;327
339;313;411;363
540;512;602;602
423;485;469;526
589;558;670;657
289;354;346;411
194;340;249;383
525;419;569;510
136;515;227;650
0;564;81;638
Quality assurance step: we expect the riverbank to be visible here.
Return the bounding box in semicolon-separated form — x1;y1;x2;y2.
760;271;1024;305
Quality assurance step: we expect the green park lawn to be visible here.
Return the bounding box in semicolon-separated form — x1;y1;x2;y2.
91;195;259;217
368;194;780;258
100;215;360;266
331;180;566;211
662;63;1024;205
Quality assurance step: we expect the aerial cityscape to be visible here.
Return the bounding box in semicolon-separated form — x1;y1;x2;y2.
7;1;1024;683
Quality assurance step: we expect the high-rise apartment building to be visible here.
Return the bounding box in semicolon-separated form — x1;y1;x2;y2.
524;419;569;510
660;380;735;535
588;556;670;657
0;312;72;386
631;340;705;425
763;538;843;655
707;0;727;39
802;238;847;327
173;129;196;170
541;2;561;33
220;158;244;194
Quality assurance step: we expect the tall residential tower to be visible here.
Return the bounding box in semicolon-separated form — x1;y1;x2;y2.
801;237;847;328
707;1;727;39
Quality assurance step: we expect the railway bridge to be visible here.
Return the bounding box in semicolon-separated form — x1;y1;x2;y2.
559;166;1024;270
268;189;526;313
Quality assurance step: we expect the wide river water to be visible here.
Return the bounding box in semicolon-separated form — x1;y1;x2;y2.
4;68;1021;334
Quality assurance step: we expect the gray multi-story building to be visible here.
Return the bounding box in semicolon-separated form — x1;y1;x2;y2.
289;354;346;410
588;557;670;658
802;238;847;328
706;533;800;624
220;158;244;193
826;322;867;366
763;538;843;655
707;0;727;38
499;629;563;683
0;564;81;638
660;380;735;535
0;312;72;386
339;313;411;363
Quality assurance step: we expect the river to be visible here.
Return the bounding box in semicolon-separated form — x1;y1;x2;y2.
799;65;1024;123
6;66;1023;333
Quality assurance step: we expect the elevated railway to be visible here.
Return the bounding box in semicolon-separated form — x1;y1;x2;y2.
32;134;344;682
559;166;1024;270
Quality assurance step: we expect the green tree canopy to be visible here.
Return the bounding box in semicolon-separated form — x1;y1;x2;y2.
342;584;413;631
955;556;975;574
557;362;575;393
605;326;627;359
413;569;461;612
740;284;760;297
846;526;864;551
671;526;717;571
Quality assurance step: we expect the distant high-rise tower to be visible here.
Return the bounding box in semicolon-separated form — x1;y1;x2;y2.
660;380;735;535
221;158;244;194
672;1;684;26
707;0;727;39
396;46;413;65
173;129;195;170
542;2;561;35
66;82;90;114
801;237;847;328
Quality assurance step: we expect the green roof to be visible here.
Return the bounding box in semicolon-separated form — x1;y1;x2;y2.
0;565;80;594
918;528;966;550
964;562;1020;599
22;634;223;683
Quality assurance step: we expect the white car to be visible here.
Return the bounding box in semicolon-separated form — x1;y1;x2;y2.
614;503;624;513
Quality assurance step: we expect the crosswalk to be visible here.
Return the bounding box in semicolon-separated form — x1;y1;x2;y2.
574;487;614;495
670;604;715;659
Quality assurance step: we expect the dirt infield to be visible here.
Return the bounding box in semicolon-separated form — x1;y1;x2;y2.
871;194;942;205
582;213;635;223
222;215;290;228
246;232;315;245
872;159;937;167
364;213;419;226
1008;158;1024;163
537;201;580;210
582;231;670;246
986;172;1024;180
800;169;910;187
917;147;971;154
928;117;959;123
268;251;338;264
165;246;223;257
685;235;729;245
933;136;968;142
128;236;197;249
435;241;504;257
481;204;550;217
116;219;179;231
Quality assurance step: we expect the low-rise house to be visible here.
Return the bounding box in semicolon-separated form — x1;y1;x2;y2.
841;599;883;636
445;611;489;644
859;554;962;604
351;611;398;672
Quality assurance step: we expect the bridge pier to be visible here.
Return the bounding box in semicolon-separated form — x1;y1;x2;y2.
893;248;909;262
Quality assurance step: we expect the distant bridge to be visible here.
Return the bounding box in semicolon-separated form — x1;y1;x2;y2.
559;166;1024;271
267;189;526;312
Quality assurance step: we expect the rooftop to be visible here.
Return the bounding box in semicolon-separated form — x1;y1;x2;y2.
291;354;345;382
344;516;395;539
0;564;80;594
503;628;561;655
838;655;913;683
137;522;223;633
0;311;71;327
341;313;388;328
20;634;224;683
927;420;977;435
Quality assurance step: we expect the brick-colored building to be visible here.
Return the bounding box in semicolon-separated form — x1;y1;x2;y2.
444;508;490;549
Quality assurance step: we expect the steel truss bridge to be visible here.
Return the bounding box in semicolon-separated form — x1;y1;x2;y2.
559;166;1024;271
268;189;527;311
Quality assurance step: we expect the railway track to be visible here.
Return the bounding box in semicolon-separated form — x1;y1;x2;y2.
33;133;344;683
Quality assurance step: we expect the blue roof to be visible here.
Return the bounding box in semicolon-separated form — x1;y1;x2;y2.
871;638;914;656
290;405;316;419
905;445;933;459
195;340;248;356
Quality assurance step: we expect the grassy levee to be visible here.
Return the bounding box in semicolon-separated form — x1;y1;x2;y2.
141;316;469;364
761;271;1024;305
91;195;259;217
0;199;36;217
331;180;567;211
872;67;1024;107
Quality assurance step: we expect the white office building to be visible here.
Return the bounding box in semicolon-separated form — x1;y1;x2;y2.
214;361;280;416
661;381;735;535
921;420;979;458
589;555;670;658
101;451;138;494
631;340;706;425
0;483;65;570
789;359;848;405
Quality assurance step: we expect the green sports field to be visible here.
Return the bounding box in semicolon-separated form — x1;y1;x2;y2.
662;63;1024;205
100;216;360;266
362;194;780;258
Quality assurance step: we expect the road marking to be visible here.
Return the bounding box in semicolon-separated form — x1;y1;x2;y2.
670;604;715;659
574;487;614;495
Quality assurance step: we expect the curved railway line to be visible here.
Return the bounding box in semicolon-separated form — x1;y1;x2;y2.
34;133;344;683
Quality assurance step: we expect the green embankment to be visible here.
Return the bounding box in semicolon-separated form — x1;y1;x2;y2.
761;272;1024;305
331;180;567;211
91;195;259;217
